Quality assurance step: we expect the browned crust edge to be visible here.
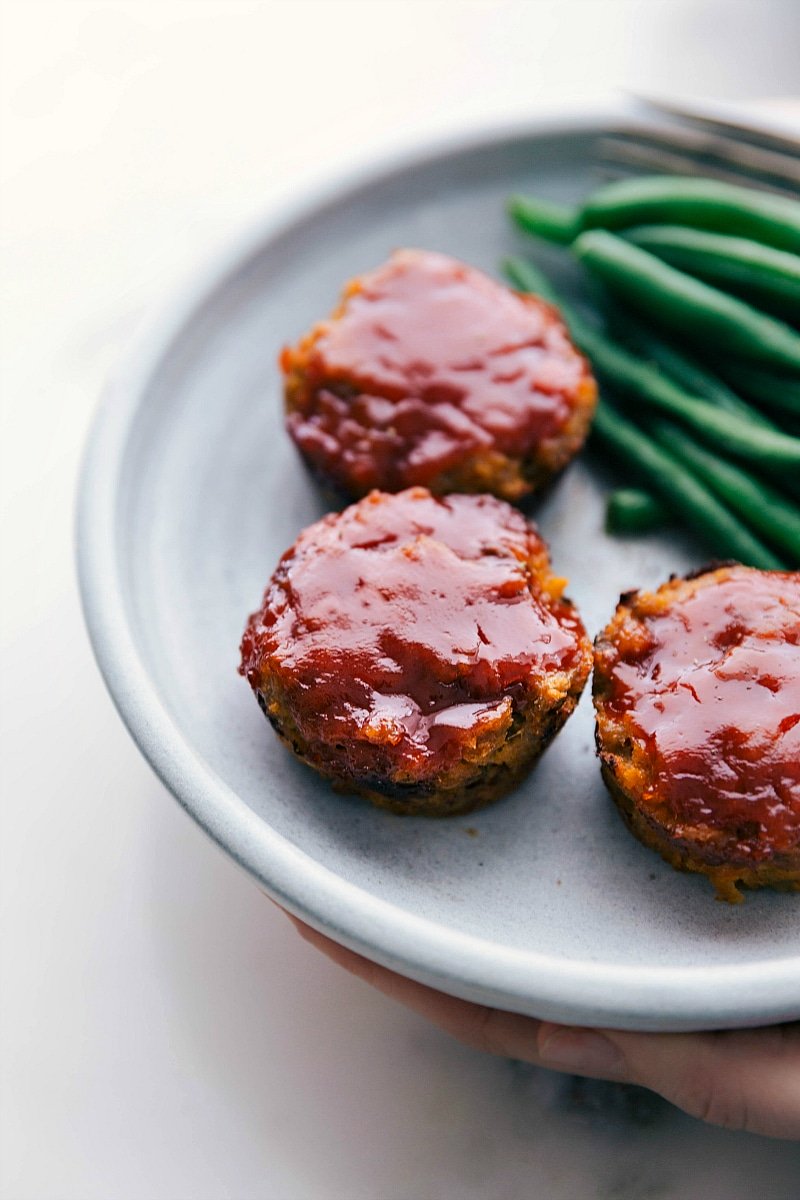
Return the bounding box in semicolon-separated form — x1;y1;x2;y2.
600;761;800;903
258;669;589;817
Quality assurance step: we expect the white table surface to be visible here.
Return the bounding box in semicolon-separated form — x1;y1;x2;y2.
3;2;800;1196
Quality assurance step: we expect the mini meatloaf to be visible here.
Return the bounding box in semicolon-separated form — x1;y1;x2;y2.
240;487;592;815
594;565;800;902
281;249;596;502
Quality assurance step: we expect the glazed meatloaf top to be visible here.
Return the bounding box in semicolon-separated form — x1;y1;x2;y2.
282;248;595;497
240;487;590;782
594;565;800;862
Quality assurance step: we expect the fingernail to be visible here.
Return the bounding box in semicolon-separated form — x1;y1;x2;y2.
539;1028;626;1075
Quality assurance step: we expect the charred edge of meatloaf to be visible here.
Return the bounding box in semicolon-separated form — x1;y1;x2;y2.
256;673;587;818
599;757;800;904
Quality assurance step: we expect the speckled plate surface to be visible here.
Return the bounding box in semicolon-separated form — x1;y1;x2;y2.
77;112;800;1031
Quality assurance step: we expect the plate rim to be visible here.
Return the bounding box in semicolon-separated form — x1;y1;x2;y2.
76;105;800;1032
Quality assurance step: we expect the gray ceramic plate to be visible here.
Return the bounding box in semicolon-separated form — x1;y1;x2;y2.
77;112;800;1032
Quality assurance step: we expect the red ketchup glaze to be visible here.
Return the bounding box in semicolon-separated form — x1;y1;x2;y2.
282;249;589;492
603;568;800;859
240;489;587;778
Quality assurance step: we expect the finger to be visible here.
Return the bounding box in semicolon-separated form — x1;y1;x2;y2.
609;1024;800;1139
285;913;800;1139
285;915;544;1056
540;1021;800;1139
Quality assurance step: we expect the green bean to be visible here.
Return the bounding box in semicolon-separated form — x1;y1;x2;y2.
574;230;800;372
580;176;800;254
507;195;579;245
674;353;800;499
638;341;800;502
713;360;800;417
576;322;800;469
605;309;780;429
502;255;792;563
502;256;563;307
625;225;800;319
606;488;669;534
592;403;785;568
503;254;800;468
653;421;800;564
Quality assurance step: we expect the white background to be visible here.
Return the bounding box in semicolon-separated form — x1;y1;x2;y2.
3;2;800;1196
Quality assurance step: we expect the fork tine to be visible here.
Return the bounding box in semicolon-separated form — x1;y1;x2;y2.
632;93;800;157
597;135;800;199
605;124;800;188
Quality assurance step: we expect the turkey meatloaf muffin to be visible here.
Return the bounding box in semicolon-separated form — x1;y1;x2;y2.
240;487;592;814
281;249;596;502
594;565;800;901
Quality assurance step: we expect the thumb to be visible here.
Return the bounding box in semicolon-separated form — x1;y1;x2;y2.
537;1021;800;1140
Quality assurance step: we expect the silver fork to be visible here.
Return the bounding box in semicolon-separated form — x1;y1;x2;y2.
596;95;800;196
